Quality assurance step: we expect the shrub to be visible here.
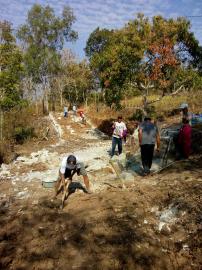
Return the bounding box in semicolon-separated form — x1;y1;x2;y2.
146;105;157;118
129;109;144;122
97;119;114;136
0;141;16;164
13;127;35;144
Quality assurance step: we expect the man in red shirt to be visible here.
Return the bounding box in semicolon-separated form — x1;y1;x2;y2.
79;110;86;124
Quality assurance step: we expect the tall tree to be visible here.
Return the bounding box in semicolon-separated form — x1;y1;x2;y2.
86;14;201;108
0;21;24;140
18;4;77;80
17;4;78;112
63;60;93;105
85;27;113;60
0;21;24;109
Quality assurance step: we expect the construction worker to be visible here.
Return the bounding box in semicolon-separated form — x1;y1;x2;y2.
79;110;86;124
138;117;160;175
72;104;77;116
64;105;68;117
179;103;192;125
111;116;127;157
55;154;91;197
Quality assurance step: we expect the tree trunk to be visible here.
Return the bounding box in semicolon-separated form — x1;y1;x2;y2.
60;88;63;107
75;87;78;102
142;95;147;118
45;94;49;114
42;98;46;114
35;102;38;115
0;109;4;141
52;94;56;111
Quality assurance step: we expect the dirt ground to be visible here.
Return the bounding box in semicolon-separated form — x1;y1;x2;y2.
0;112;201;270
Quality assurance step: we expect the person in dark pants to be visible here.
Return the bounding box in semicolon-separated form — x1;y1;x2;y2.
138;117;160;175
55;154;91;196
64;106;68;117
111;116;127;157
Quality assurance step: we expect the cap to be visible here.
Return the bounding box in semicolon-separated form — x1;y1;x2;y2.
179;103;188;109
66;155;77;170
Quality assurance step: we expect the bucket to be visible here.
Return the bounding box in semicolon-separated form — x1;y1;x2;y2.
42;180;57;188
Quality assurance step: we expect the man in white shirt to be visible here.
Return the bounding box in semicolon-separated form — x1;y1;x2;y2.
72;104;77;116
64;106;68;117
55;155;91;198
111;116;127;157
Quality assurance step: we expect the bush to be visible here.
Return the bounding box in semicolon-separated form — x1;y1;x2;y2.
129;109;144;122
13;127;35;144
0;141;17;164
146;105;157;118
97;119;114;136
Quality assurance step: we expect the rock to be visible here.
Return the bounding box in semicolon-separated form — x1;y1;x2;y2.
160;224;171;235
120;171;134;182
159;206;178;223
144;219;148;224
111;153;126;168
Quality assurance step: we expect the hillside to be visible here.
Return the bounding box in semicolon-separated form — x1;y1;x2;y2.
0;112;201;270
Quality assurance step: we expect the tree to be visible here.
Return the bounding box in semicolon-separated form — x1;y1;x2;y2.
18;4;77;80
63;60;93;105
0;21;24;140
85;27;113;60
17;4;78;113
86;14;201;109
86;15;150;108
0;21;24;109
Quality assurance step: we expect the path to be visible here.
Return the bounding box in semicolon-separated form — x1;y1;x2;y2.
0;112;114;203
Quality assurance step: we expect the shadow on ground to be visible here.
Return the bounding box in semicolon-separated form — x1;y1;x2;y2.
1;177;202;270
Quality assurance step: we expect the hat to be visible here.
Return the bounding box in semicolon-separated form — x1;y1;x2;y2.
179;103;188;109
66;155;77;170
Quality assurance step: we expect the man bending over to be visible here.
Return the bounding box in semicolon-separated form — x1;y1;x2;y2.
55;154;91;197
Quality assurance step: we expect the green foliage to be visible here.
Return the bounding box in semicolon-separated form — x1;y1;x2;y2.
129;109;144;122
17;4;78;81
85;27;113;59
0;21;24;110
104;87;122;109
17;4;77;50
146;105;157;118
13;126;35;144
62;60;93;104
86;14;202;108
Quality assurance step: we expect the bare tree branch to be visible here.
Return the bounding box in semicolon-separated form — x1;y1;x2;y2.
140;82;154;90
147;84;185;105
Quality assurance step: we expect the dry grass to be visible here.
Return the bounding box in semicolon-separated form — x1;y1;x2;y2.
0;105;44;163
3;106;37;139
86;105;118;127
86;91;202;126
123;91;202;114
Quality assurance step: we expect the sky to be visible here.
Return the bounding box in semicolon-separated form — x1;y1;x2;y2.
0;0;202;60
